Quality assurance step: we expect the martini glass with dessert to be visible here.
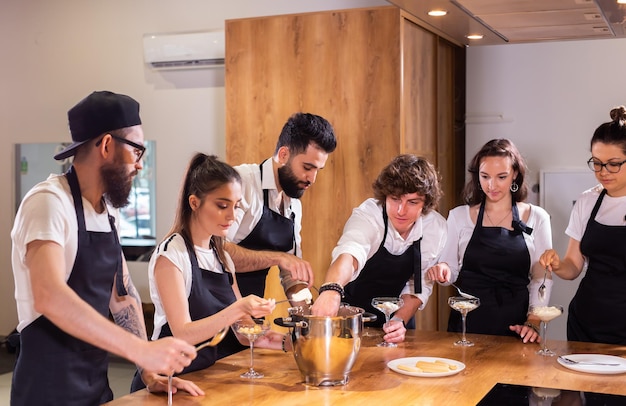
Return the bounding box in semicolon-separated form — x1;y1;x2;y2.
528;304;563;356
371;297;404;347
448;296;481;346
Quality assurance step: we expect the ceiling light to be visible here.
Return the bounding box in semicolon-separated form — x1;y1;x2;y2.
466;34;484;40
618;0;626;4
428;10;448;17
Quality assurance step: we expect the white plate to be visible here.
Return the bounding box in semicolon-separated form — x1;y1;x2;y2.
557;354;626;375
387;357;465;377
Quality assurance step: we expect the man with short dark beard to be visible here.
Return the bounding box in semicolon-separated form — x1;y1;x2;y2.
225;113;337;305
10;91;202;405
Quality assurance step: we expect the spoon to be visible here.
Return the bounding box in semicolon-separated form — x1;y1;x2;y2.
274;288;314;305
168;326;229;405
558;355;620;366
538;267;548;302
195;326;229;351
451;283;478;300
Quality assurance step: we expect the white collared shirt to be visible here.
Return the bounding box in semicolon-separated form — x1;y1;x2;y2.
331;198;447;309
227;159;302;256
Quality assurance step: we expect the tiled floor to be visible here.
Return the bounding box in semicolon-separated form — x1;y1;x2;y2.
0;359;137;404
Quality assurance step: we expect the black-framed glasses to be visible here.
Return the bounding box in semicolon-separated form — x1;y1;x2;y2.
587;157;626;173
96;134;146;163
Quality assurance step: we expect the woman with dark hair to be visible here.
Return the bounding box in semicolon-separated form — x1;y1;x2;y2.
428;139;552;341
540;107;626;345
311;154;447;345
131;153;290;393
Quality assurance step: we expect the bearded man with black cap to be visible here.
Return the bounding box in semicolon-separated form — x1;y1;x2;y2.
10;91;202;405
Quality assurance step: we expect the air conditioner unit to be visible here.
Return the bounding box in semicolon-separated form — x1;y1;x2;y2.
143;31;225;69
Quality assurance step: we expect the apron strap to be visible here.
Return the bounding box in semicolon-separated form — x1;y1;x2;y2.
381;204;421;293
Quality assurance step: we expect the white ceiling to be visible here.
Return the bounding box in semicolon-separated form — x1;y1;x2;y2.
387;0;626;46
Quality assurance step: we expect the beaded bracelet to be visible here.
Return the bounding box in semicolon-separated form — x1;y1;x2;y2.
318;282;345;298
281;334;289;352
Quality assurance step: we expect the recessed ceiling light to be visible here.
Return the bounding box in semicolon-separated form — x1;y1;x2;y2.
428;10;448;17
466;34;484;40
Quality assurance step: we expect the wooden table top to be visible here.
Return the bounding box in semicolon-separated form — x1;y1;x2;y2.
105;329;626;405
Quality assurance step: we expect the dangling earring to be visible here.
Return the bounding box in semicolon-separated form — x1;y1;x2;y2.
510;182;519;193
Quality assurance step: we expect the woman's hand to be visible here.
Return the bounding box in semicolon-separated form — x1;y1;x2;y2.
539;249;561;271
143;372;205;397
426;263;451;284
239;295;276;319
254;331;291;351
382;319;406;343
509;323;540;344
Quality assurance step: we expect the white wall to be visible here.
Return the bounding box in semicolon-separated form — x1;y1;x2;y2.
0;0;387;335
466;37;626;340
3;2;624;339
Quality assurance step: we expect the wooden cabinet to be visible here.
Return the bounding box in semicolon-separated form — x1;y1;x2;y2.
225;6;465;331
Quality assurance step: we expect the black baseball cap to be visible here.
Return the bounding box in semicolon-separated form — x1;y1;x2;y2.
54;91;142;160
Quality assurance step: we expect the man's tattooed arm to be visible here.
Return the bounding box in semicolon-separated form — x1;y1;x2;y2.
111;270;148;340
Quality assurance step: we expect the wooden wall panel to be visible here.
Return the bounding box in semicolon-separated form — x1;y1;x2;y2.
436;40;456;217
401;18;437;163
226;7;403;318
226;6;465;331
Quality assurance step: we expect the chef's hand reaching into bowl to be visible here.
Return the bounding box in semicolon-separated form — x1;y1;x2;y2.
310;290;342;317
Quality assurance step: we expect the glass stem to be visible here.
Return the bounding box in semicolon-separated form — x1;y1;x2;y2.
249;340;255;371
461;311;468;342
384;313;391;341
540;321;547;352
167;375;172;405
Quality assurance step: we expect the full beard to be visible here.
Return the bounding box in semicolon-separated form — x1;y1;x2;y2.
277;164;309;199
100;161;135;208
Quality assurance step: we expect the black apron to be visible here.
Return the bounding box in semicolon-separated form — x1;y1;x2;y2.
343;206;421;328
448;202;531;337
568;189;626;344
12;166;126;406
131;235;240;392
236;160;295;298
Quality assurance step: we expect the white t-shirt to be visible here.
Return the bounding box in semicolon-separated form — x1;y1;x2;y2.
11;173;119;331
331;198;448;309
149;233;236;340
440;203;552;283
566;184;626;241
227;159;302;256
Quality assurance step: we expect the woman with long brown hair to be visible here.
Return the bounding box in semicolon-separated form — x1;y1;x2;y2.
428;139;552;341
131;153;290;392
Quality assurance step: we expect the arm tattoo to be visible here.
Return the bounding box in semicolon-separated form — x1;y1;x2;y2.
127;281;142;307
112;305;147;340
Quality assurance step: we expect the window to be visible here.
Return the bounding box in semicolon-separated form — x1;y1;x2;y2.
15;141;157;261
118;140;156;260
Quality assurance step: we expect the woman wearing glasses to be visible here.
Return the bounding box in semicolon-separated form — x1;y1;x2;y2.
540;106;626;345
